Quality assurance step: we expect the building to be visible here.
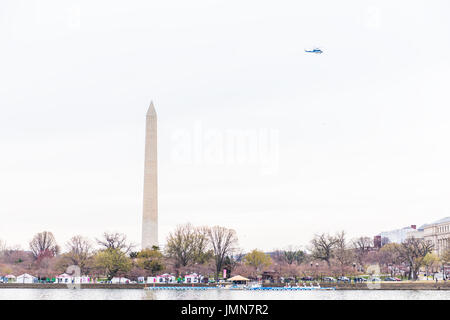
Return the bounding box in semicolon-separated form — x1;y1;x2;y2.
422;217;450;256
406;225;426;240
373;235;382;248
378;225;417;245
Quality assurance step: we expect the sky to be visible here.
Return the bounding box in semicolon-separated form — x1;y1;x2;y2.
1;0;450;252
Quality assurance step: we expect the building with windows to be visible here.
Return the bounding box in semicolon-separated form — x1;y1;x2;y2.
422;217;450;256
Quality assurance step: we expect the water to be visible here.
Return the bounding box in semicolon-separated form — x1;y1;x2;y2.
0;289;449;300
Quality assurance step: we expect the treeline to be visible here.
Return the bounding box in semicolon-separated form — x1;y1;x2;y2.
308;231;447;280
0;227;449;281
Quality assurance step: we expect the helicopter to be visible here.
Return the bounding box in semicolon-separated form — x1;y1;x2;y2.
305;48;323;54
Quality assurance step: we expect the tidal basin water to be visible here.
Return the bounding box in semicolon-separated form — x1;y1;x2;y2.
1;289;450;300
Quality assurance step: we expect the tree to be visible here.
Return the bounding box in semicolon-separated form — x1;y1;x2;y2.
243;249;272;272
63;235;93;274
0;248;32;266
96;232;135;254
94;248;132;279
441;249;450;266
284;249;306;265
441;249;450;280
29;231;59;261
223;252;244;278
136;247;165;275
334;231;354;274
193;227;212;264
422;252;440;277
352;236;373;269
310;233;338;267
165;224;211;273
273;246;306;265
207;226;238;281
395;238;434;280
378;243;402;276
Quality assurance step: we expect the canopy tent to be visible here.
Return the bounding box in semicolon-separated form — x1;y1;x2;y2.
56;273;73;284
228;275;250;284
2;274;16;283
16;273;37;284
228;275;250;281
111;277;130;284
184;273;202;284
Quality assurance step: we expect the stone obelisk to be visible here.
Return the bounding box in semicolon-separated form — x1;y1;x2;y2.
142;101;158;249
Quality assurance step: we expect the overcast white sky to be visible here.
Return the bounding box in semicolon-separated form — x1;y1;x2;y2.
1;0;450;252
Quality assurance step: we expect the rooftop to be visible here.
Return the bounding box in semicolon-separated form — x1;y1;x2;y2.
432;216;450;224
420;216;450;229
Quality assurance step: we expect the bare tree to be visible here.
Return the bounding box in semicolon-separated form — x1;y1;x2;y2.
29;231;59;260
352;236;373;268
165;224;211;273
310;233;339;267
207;226;238;280
334;231;354;275
65;235;93;274
193;226;212;264
96;232;135;254
395;238;434;280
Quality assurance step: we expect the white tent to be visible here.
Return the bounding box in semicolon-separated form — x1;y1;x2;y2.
184;273;203;284
56;273;73;284
147;273;176;284
111;277;130;284
74;276;91;284
2;275;16;283
16;273;37;284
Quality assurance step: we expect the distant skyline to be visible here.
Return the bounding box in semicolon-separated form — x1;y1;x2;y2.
1;1;450;251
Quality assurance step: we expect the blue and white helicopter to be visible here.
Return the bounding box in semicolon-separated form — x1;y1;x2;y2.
305;48;323;54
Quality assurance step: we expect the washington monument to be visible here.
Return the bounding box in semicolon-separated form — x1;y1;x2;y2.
142;101;158;249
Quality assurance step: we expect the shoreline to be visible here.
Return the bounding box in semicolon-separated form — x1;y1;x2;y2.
1;282;449;290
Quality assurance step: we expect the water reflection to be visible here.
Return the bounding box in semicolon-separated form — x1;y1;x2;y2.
1;288;449;300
